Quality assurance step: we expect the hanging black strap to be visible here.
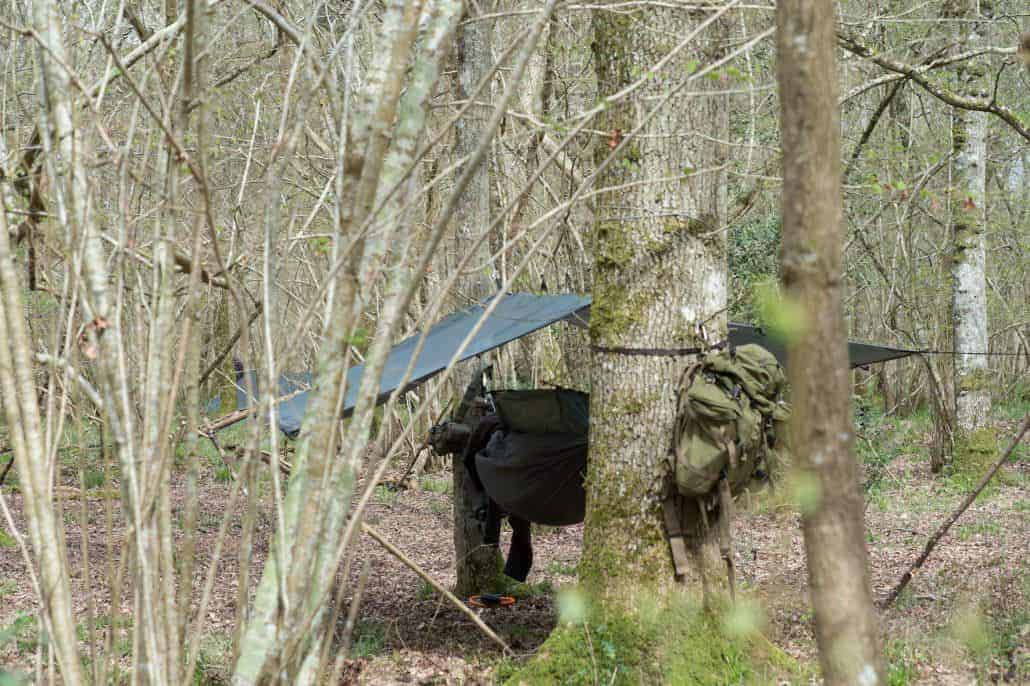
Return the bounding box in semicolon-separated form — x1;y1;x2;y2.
591;338;728;357
592;344;704;357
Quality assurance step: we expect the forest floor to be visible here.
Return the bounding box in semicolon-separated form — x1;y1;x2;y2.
0;399;1027;685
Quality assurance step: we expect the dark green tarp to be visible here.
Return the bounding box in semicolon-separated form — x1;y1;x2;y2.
231;293;912;435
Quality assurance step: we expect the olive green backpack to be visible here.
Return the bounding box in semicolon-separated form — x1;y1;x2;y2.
664;344;791;588
672;343;791;498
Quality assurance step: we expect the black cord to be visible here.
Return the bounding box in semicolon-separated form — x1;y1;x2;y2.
591;338;728;357
590;344;704;357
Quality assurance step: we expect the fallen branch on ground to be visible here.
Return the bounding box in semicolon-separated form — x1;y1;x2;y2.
221;445;291;476
197;387;307;436
881;415;1029;609
361;522;513;655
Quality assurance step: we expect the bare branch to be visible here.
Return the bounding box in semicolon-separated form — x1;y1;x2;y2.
881;416;1030;608
839;33;1030;142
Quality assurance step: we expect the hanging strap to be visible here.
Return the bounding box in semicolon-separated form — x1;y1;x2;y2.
717;475;737;602
662;493;691;580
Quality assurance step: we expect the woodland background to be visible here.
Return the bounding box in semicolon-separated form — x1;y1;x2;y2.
0;0;1027;684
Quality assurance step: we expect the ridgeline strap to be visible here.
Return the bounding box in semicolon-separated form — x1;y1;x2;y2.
591;339;728;357
591;344;703;357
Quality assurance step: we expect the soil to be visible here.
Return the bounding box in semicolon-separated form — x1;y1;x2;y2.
0;414;1026;684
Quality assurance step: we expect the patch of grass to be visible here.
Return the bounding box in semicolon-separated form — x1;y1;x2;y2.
743;479;796;517
502;591;807;685
193;633;232;685
875;486;950;515
0;528;16;549
416;581;435;602
420;475;452;495
428;500;450;516
993;392;1029;421
0;614;38;655
0;581;16;599
197;511;222;532
497;578;554;599
374;485;399;507
955;520;1002;542
951;601;1029;683
884;638;921;686
503;624;534;640
213;462;234;483
113;636;133;658
0;669;24;686
531;523;559;537
350;620;386;659
83;467;106;490
547;561;577;576
854;402;915;500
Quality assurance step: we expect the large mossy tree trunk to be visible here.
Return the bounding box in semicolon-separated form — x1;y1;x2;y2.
776;1;885;684
509;6;733;682
580;3;729;602
450;0;504;597
949;1;994;471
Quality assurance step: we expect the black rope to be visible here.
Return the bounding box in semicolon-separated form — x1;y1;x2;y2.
589;343;1022;359
906;348;1025;357
591;339;727;357
591;345;703;357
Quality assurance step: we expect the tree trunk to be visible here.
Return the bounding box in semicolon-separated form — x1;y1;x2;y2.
508;8;735;681
581;2;729;601
450;1;503;597
213;289;237;414
950;4;993;468
776;2;886;684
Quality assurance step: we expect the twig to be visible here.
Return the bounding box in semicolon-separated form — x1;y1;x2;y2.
196;387;307;435
0;452;13;486
392;397;453;489
197;304;263;387
880;415;1029;609
838;33;1030;142
361;522;512;654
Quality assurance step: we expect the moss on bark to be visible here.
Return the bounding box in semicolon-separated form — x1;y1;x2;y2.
951;426;999;485
502;592;805;685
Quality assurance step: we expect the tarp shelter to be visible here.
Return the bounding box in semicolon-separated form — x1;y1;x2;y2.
234;371;313;437
232;293;914;435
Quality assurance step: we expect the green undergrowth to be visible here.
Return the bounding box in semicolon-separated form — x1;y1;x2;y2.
945;427;999;490
494;575;555;600
0;528;15;549
500;591;807;685
852;393;1028;507
350;620;387;659
883;637;923;686
951;596;1030;683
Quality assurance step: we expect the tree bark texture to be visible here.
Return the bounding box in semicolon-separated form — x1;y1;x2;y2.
450;0;504;597
776;1;886;685
950;3;992;441
580;4;729;598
